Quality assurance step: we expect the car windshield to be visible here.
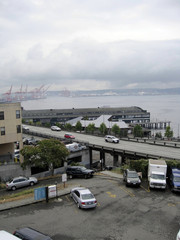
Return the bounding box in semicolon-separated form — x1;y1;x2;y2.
81;193;94;200
151;174;165;180
128;173;138;178
80;167;87;171
174;176;180;182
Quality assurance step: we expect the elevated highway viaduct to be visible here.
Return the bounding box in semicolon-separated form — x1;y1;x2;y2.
23;125;180;167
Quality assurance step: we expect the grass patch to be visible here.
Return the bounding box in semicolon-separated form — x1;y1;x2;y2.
0;183;70;204
111;167;123;174
0;183;6;189
0;189;34;203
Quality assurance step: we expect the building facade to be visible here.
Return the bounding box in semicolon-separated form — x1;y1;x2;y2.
0;102;23;163
22;106;150;125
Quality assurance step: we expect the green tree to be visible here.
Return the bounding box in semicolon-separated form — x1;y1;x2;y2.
64;123;72;131
75;121;82;132
99;123;107;135
44;122;51;128
111;124;120;136
20;139;69;175
164;126;173;139
155;132;162;138
133;124;143;137
86;123;95;134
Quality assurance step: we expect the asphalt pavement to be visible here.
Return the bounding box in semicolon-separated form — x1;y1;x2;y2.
0;171;123;212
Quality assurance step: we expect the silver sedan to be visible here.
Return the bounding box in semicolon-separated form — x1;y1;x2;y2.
6;176;38;191
70;187;97;209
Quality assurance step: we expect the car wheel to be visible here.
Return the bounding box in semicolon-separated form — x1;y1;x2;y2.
11;186;16;191
84;175;88;179
69;175;73;179
30;182;34;186
77;202;81;209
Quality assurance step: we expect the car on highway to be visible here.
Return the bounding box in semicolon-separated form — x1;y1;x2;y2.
6;176;38;191
13;227;52;240
51;125;61;131
70;187;97;209
105;135;119;143
64;133;75;139
123;169;141;187
66;166;94;179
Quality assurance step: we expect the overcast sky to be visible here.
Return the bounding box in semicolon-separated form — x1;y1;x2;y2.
0;0;180;92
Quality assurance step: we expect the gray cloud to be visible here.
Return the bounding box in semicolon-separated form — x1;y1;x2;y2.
0;0;180;91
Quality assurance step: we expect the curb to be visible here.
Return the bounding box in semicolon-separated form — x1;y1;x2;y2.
0;185;79;212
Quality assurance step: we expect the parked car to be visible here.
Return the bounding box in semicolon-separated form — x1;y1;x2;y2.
51;125;61;131
66;142;87;152
64;133;75;139
70;187;97;209
177;229;180;240
169;167;180;192
13;227;52;240
14;149;20;160
0;230;20;240
105;135;119;143
6;176;38;191
66;166;94;179
123;169;141;187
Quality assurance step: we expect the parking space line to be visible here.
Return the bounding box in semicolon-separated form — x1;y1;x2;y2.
168;201;180;207
140;185;150;193
106;191;117;198
119;186;135;197
65;195;70;202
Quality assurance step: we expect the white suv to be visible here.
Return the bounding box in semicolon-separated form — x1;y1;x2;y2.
105;135;119;143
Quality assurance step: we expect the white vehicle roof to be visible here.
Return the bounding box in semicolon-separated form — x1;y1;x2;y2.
0;231;20;240
149;159;167;166
71;187;91;194
151;171;165;175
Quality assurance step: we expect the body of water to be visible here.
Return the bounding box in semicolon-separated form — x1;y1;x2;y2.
21;94;180;137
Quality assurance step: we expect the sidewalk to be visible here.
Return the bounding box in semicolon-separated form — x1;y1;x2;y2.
0;171;122;212
99;170;123;179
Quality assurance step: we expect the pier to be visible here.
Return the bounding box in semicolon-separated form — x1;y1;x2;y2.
139;121;171;130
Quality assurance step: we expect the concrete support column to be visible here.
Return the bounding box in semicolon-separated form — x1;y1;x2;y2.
113;154;119;167
89;147;93;168
100;150;105;168
121;154;126;164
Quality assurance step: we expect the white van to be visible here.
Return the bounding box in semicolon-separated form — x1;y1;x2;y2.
0;230;20;240
66;142;86;152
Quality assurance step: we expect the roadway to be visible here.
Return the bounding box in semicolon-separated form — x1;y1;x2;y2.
24;125;180;161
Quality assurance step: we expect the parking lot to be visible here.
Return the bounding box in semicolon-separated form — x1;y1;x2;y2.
0;175;179;240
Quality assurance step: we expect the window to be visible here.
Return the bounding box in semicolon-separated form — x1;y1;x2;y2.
1;127;5;135
16;110;20;119
17;125;21;133
0;111;4;120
